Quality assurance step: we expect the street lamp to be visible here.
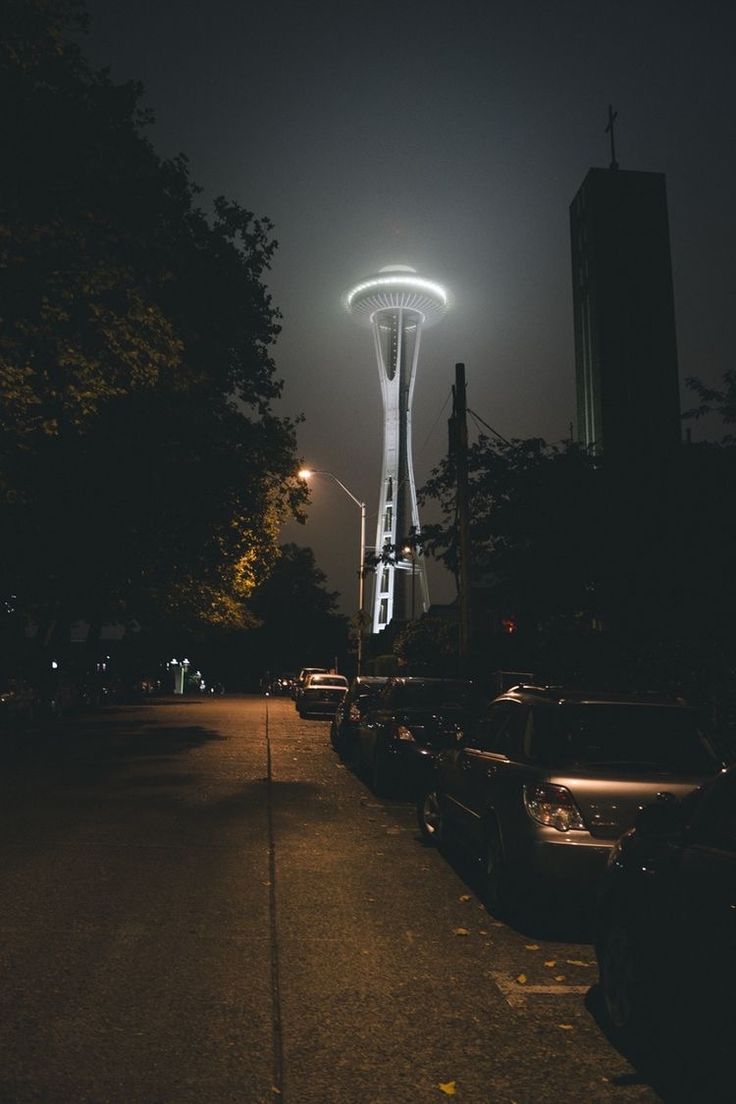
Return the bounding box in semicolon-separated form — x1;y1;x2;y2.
299;468;366;674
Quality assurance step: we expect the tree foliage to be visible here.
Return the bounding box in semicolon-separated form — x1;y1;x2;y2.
244;544;349;673
0;0;306;635
420;434;736;707
684;370;736;441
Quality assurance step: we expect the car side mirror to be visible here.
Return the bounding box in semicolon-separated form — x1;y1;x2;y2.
635;800;685;838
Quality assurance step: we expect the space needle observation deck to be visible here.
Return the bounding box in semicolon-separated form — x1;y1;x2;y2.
345;265;448;634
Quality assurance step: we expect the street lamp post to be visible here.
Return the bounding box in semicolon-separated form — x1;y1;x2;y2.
299;469;366;674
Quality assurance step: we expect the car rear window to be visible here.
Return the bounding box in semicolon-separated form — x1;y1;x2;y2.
526;704;719;775
309;676;347;688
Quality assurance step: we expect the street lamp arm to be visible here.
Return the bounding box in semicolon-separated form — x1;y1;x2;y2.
305;469;364;510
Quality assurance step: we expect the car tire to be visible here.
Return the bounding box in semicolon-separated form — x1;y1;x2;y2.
298;710;306;719
417;789;444;845
330;722;344;755
599;919;644;1039
482;824;513;917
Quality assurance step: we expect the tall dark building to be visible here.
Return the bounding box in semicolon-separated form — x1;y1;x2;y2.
570;168;681;466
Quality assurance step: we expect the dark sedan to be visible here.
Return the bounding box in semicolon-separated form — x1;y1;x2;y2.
595;766;735;1099
354;677;488;797
330;676;388;759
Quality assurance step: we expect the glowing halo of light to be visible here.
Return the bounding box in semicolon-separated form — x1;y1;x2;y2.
346;270;449;327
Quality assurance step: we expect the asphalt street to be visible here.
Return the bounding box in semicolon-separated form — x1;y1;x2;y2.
0;695;665;1103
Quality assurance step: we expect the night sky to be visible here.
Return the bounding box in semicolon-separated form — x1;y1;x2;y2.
84;0;736;613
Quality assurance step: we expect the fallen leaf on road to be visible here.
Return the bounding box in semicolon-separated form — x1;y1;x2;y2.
516;973;527;985
566;959;593;967
554;975;566;982
438;1081;457;1096
459;894;471;902
544;960;557;968
525;943;540;951
478;930;488;935
453;927;470;936
557;1024;574;1031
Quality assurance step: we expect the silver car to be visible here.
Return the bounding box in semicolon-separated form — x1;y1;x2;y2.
297;673;349;718
418;685;727;916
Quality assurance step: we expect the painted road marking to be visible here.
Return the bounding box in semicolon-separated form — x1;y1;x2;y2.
490;971;590;1008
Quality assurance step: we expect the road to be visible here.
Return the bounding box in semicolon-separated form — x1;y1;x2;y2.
0;695;664;1103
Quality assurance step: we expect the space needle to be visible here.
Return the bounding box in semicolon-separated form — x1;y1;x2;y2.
346;265;448;634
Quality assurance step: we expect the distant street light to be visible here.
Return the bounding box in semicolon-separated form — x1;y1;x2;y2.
299;469;366;674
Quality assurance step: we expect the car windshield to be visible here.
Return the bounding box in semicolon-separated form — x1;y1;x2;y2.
309;676;347;688
389;682;480;710
527;704;719;775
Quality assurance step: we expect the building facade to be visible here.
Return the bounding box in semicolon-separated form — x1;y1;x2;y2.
570;168;681;466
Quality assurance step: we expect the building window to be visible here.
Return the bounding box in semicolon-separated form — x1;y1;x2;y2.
386;477;393;501
379;598;388;625
384;506;392;532
381;569;390;593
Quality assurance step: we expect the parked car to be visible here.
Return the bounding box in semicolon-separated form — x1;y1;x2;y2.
330;676;389;758
269;673;297;696
354;677;489;797
595;766;735;1095
0;678;39;731
297;673;349;718
293;666;329;704
417;685;727;916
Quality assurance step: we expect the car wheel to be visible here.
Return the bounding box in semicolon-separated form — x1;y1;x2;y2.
482;825;513;917
298;710;306;719
417;789;444;844
599;920;641;1036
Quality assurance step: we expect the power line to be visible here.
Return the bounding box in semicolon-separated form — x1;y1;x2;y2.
466;407;511;445
418;388;453;456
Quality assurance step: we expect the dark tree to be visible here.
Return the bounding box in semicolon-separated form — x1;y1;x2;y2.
420;433;736;715
244;544;349;675
684;370;736;441
0;0;305;641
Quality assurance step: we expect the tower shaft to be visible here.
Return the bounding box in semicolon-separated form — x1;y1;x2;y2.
371;307;429;633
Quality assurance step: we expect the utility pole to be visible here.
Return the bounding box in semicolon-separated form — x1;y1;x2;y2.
451;363;471;666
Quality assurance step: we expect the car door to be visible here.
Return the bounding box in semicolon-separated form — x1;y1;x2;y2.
441;701;527;851
672;772;736;1044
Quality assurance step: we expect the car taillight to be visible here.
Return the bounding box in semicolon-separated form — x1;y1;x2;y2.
524;783;585;832
392;724;415;742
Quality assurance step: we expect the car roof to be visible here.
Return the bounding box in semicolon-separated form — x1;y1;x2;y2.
386;677;474;685
496;684;691;708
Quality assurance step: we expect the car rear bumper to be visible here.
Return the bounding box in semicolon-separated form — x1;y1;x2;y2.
299;697;344;716
511;833;613;889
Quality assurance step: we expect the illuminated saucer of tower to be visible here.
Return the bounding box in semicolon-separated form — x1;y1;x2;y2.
346;265;448;634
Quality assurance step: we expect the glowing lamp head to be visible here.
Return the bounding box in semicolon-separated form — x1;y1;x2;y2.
345;264;449;327
298;469;313;480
